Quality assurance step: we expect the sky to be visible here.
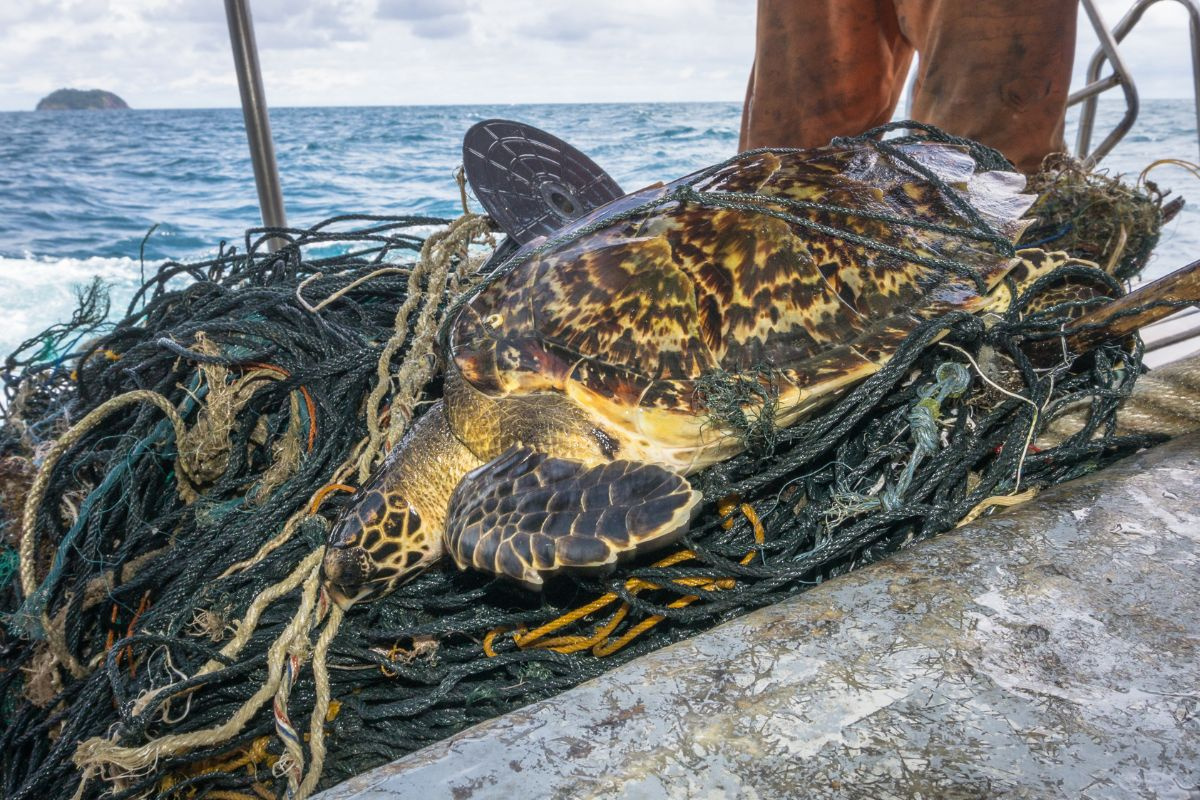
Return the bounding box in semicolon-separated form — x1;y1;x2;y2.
0;0;1197;111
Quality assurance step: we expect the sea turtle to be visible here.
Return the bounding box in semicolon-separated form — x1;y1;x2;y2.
319;138;1178;606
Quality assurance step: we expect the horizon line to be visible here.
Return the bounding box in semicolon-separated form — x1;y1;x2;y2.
4;95;1197;113
1;98;745;113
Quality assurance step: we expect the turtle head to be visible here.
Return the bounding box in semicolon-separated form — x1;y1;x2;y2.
320;400;478;608
322;488;440;607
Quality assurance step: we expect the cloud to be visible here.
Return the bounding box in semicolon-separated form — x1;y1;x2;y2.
175;0;226;25
0;0;67;26
376;0;472;39
172;0;373;46
258;0;375;46
376;0;468;21
517;7;621;43
410;16;469;40
2;0;1197;112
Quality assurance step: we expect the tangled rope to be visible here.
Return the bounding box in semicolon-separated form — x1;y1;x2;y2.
0;128;1171;799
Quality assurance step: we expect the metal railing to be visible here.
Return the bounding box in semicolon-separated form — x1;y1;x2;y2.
1071;0;1200;165
1069;0;1200;361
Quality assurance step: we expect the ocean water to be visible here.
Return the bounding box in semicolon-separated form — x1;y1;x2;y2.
1;99;1198;357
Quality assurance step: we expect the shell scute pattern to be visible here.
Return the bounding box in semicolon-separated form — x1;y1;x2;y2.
450;141;1031;424
534;235;714;378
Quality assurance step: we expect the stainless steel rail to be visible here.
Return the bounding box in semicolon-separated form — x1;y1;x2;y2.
225;0;287;251
1072;0;1200;165
1070;0;1200;360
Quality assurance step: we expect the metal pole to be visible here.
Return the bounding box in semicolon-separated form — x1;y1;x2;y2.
224;0;287;251
1073;0;1139;167
1073;0;1200;166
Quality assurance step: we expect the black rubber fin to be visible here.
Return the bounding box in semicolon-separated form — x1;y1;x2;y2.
462;119;624;245
443;446;701;589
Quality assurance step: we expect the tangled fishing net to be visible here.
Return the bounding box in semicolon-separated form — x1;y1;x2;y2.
0;128;1174;799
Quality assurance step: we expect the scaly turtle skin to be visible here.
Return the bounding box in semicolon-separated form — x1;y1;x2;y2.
320;140;1093;605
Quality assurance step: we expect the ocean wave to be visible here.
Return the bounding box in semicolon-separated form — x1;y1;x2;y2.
0;254;147;359
2;99;1198;363
656;125;698;139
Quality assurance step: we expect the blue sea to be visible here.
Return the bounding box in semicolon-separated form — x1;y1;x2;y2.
1;99;1198;357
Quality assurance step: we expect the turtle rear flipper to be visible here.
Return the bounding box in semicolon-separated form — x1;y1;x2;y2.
444;447;701;589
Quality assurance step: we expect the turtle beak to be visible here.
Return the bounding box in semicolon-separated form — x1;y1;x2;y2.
321;545;376;609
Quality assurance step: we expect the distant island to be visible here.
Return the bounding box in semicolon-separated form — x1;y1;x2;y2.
36;89;129;111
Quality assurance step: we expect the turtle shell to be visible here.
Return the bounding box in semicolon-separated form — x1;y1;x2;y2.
449;140;1035;471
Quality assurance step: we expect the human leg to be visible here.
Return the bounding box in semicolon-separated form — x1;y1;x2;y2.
898;0;1078;173
739;0;914;151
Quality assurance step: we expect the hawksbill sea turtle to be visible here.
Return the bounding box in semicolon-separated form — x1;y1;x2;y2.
320;138;1200;606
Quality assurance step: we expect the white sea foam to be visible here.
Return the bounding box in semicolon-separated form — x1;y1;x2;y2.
0;254;149;358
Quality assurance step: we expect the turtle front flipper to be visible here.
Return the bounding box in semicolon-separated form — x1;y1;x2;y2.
444;446;701;589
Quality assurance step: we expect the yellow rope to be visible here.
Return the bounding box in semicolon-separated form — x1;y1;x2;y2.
377;636;438;676
309;482;356;514
956;487;1040;527
1138;157;1200;185
359;213;492;482
144;587;345;800
156;735;277;797
498;500;766;658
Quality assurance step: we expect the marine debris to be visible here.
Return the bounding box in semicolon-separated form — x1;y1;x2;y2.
1019;153;1177;279
0;127;1181;800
